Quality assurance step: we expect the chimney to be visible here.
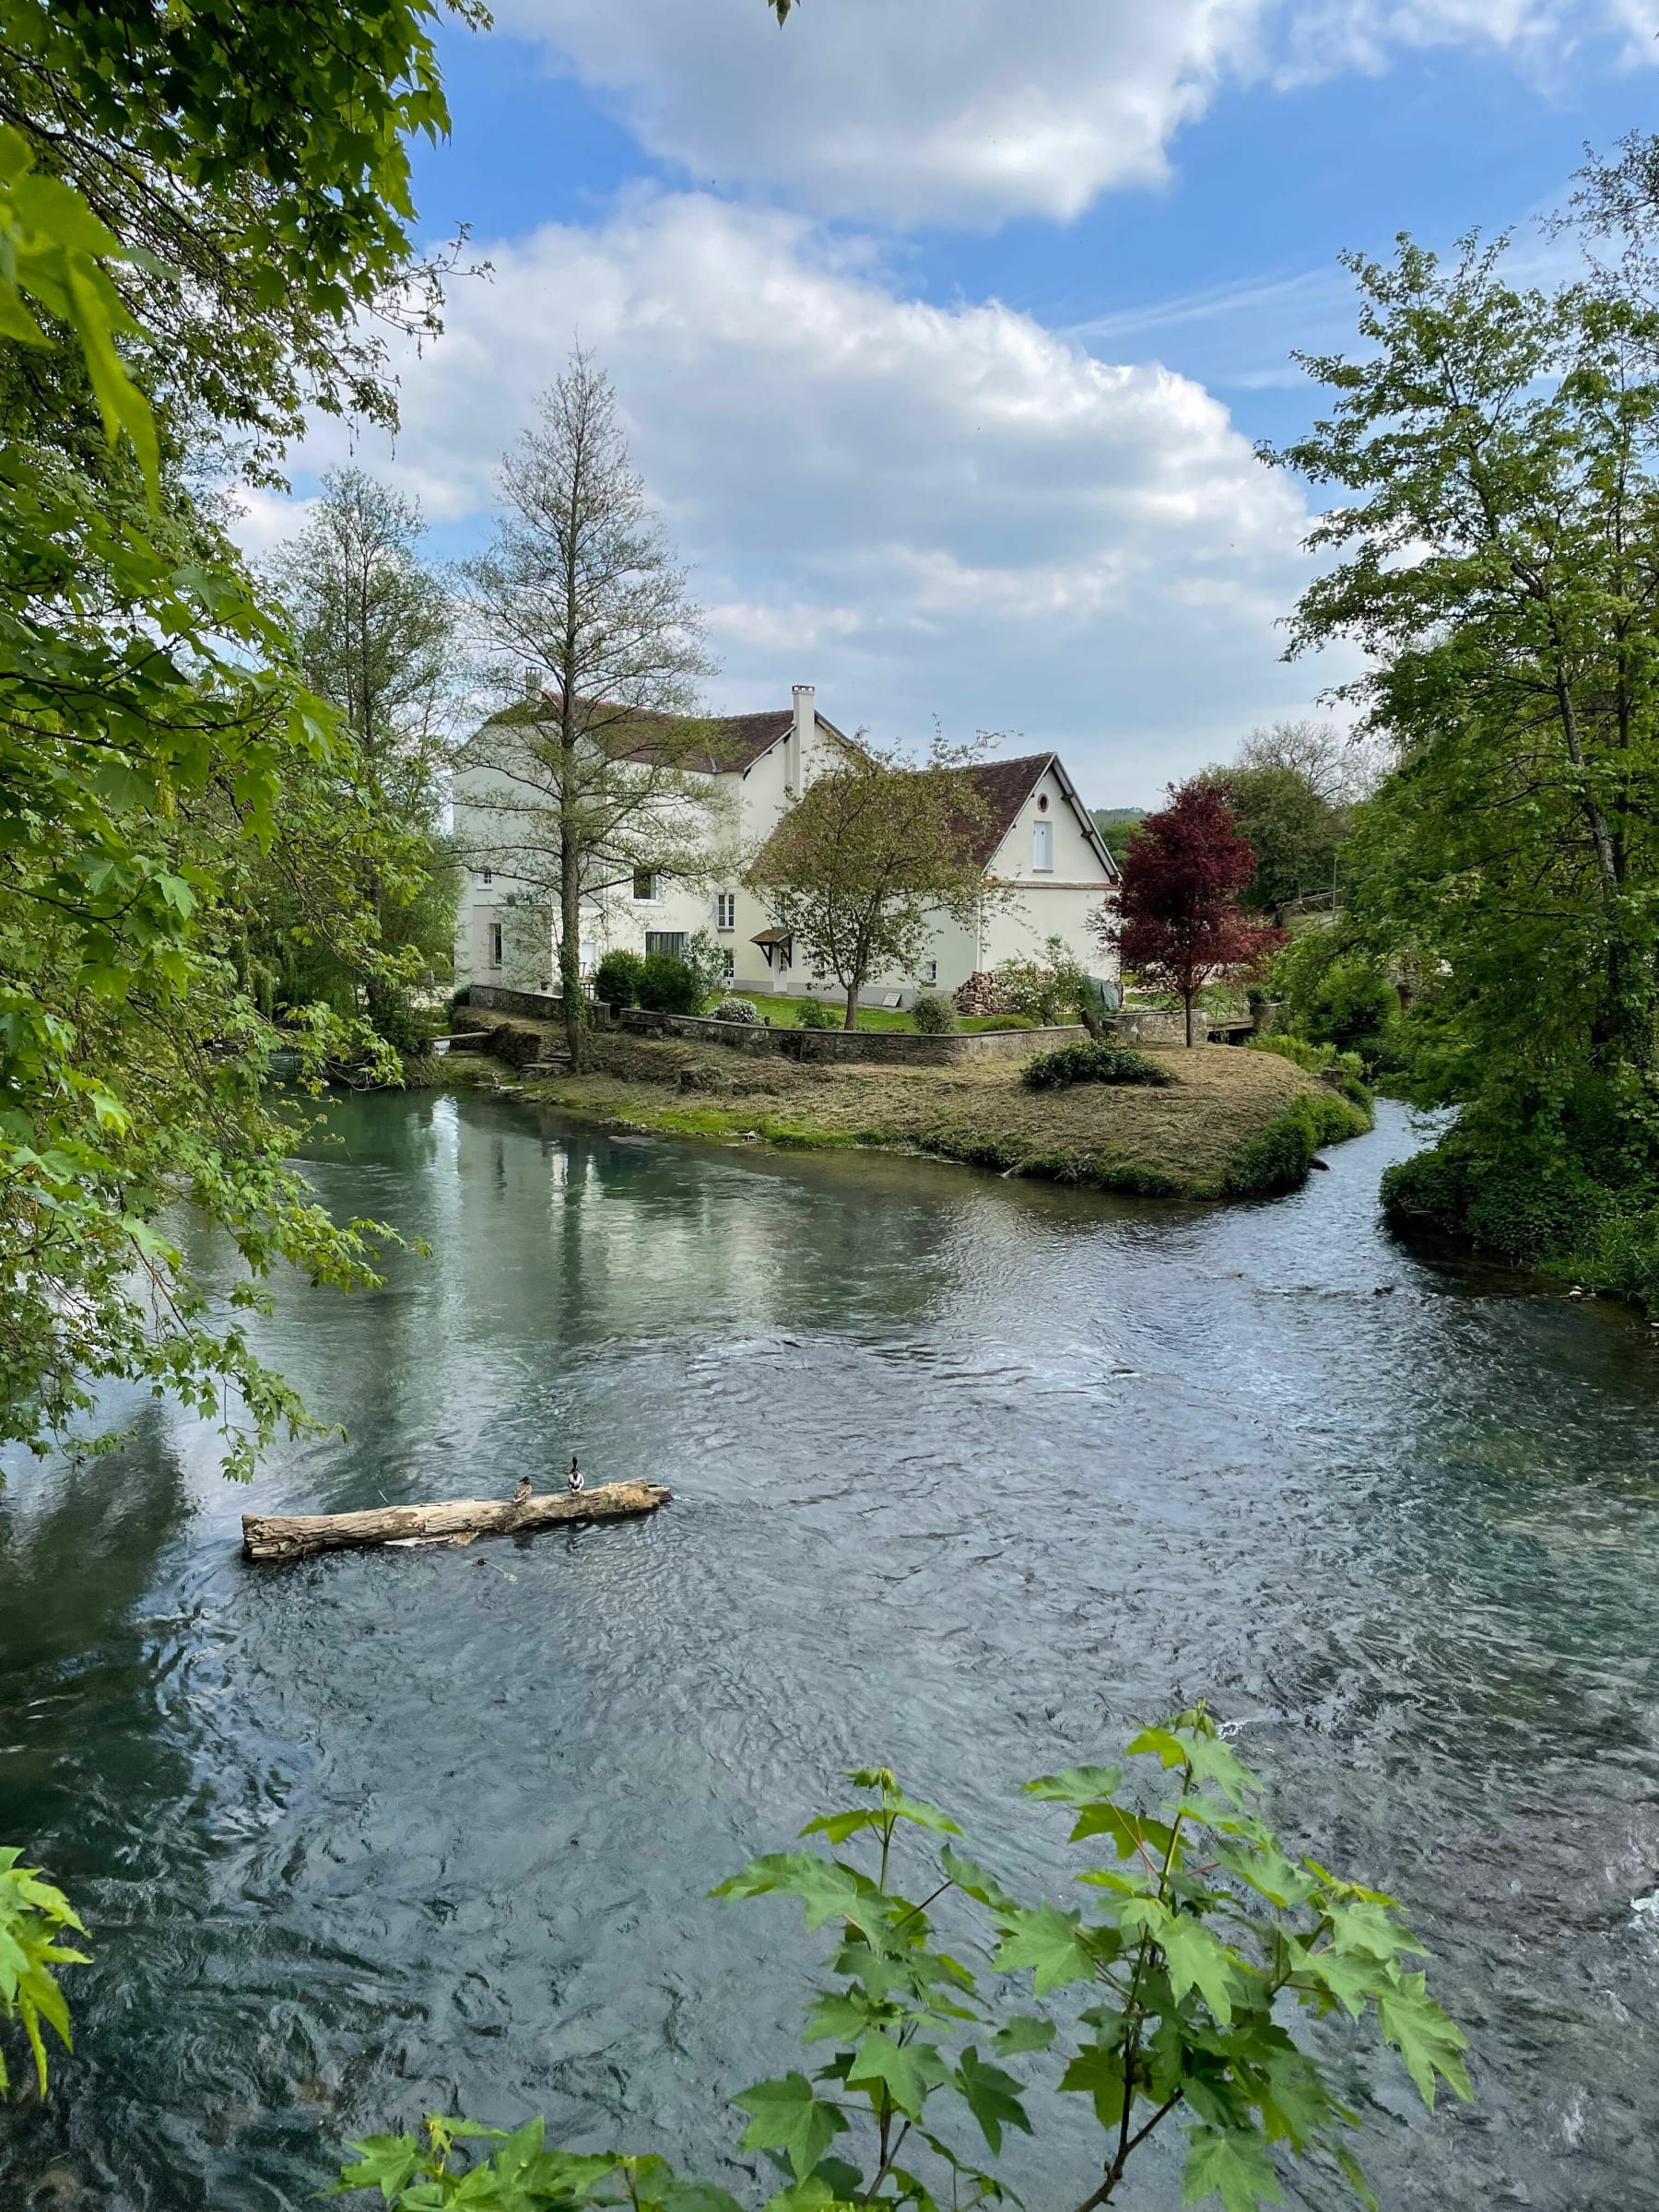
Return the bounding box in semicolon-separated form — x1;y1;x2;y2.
788;683;814;797
523;665;542;704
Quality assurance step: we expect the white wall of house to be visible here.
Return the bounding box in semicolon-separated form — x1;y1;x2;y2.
453;697;1116;1006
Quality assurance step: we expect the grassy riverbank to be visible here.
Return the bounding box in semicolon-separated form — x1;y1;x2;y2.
441;1024;1371;1199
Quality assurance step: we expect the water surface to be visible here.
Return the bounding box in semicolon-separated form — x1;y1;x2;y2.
3;1092;1657;2210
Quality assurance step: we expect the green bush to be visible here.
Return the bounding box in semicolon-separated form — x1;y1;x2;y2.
976;1014;1031;1031
909;991;956;1034
593;949;644;1009
1022;1040;1172;1090
992;933;1098;1027
794;999;838;1030
712;995;759;1024
636;953;706;1015
1249;1033;1373;1112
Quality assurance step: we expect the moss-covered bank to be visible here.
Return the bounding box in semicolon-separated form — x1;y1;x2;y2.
441;1024;1371;1201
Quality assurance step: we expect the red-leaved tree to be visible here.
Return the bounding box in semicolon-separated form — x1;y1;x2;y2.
1098;780;1285;1045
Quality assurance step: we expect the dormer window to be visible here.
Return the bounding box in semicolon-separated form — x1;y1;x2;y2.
478;866;492;886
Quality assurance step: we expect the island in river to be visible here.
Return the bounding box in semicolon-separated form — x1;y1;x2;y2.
436;1017;1370;1200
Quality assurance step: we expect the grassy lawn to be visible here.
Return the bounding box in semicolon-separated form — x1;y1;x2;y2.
441;1022;1371;1201
718;990;1030;1035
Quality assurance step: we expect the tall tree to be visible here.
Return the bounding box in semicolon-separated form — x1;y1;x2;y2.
745;737;992;1029
1204;760;1343;920
1100;781;1281;1045
1269;237;1659;1121
457;350;716;1071
266;470;460;1046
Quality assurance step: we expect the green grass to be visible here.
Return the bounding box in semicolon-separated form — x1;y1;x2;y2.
717;991;1031;1035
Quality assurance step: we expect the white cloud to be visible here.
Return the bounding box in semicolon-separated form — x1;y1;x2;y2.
286;192;1344;801
490;0;1655;229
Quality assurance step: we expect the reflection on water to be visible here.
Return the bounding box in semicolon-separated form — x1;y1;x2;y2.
3;1092;1659;2210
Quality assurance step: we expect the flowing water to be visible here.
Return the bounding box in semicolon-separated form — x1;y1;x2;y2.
3;1090;1658;2212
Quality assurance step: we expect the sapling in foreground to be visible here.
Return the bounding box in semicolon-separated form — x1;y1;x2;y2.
334;1707;1467;2211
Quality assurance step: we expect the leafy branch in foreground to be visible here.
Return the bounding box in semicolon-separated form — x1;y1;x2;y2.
333;1710;1468;2212
0;1848;88;2098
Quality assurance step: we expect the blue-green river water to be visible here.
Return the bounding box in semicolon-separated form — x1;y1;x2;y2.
2;1090;1657;2210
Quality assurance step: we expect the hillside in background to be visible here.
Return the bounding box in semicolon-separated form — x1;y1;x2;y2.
1092;806;1146;865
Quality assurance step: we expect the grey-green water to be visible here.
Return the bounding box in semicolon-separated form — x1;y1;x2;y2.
3;1090;1658;2211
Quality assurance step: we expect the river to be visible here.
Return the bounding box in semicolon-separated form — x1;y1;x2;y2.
2;1090;1657;2211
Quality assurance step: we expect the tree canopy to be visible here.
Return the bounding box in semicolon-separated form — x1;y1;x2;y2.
745;738;992;1029
1101;781;1282;1044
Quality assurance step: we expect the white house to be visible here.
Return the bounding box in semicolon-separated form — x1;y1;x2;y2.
452;683;1119;1007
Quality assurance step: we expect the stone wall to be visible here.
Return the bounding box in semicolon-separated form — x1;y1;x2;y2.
616;1007;1090;1065
466;982;593;1021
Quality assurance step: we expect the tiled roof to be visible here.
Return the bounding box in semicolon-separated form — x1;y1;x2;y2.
951;752;1057;868
478;696;796;775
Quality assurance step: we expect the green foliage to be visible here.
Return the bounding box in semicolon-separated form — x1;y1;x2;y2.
1224;1094;1370;1198
1248;1036;1372;1112
746;733;994;1023
684;930;733;1006
909;993;956;1035
992;935;1100;1029
1;0;485;454
1022;1042;1172;1092
594;950;645;1009
1265;932;1401;1074
0;0;444;1465
638;954;707;1016
1091;809;1145;867
1205;764;1344;918
795;1000;840;1030
0;1848;88;2099
713;996;760;1024
335;1714;1465;2211
1269;232;1659;1284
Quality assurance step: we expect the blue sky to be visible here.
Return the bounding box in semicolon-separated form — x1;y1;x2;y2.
261;0;1659;805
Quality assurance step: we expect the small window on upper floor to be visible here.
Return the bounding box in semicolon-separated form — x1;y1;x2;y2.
633;868;661;902
479;865;493;886
716;891;736;931
488;921;503;969
1033;819;1054;873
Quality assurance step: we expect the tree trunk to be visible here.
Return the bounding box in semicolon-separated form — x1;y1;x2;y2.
1184;993;1196;1047
559;737;585;1073
843;982;859;1030
242;1479;671;1562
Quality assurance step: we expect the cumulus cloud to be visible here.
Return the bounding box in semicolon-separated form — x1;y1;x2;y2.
490;0;1654;229
268;193;1343;798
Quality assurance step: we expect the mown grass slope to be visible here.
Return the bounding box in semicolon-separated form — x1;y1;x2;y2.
441;1025;1371;1201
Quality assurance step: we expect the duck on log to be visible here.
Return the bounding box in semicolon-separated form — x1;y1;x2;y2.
241;1479;671;1563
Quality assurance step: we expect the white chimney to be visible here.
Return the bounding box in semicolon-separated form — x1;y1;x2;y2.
788;683;814;796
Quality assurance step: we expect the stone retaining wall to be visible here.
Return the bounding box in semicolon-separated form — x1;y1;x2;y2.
616;1007;1089;1065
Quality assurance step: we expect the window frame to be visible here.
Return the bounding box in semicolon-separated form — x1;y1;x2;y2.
1032;818;1054;873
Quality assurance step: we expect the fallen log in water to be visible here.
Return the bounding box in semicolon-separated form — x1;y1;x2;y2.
241;1479;671;1563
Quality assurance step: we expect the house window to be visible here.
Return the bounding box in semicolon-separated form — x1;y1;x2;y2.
488;922;503;970
720;947;735;980
716;891;736;931
645;931;688;959
923;959;937;984
633;868;662;902
479;866;493;886
1033;820;1054;873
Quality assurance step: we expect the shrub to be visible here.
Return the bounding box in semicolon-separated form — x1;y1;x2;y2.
992;933;1099;1027
794;999;838;1030
976;1013;1032;1031
636;953;706;1016
683;929;731;1006
1250;1032;1373;1112
593;949;644;1009
909;991;956;1034
1022;1040;1172;1090
712;995;759;1024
